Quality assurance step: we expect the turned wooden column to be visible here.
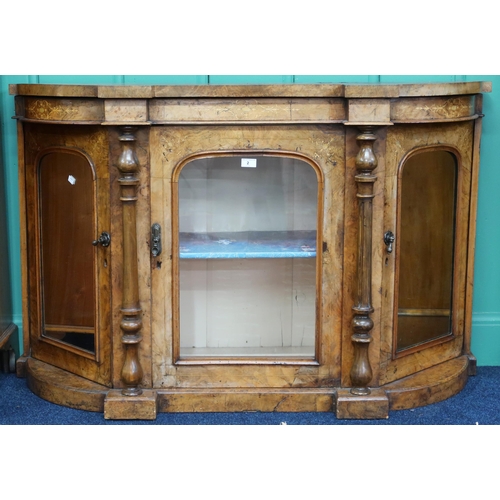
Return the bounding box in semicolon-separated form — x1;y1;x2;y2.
350;126;377;396
117;126;143;396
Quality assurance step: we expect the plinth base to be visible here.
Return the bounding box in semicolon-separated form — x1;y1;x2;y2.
104;389;158;420
25;357;107;412
19;355;471;420
335;388;389;419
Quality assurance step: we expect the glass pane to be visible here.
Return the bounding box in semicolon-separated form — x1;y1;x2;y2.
39;152;96;353
178;155;318;358
396;150;457;351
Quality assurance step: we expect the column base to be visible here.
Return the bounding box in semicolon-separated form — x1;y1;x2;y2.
104;389;158;420
335;388;389;419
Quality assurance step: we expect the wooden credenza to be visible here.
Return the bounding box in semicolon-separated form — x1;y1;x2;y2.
10;81;491;419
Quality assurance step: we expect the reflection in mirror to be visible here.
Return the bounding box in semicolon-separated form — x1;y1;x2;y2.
396;150;457;352
178;155;318;358
39;152;96;353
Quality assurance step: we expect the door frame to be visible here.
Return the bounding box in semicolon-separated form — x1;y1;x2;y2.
23;125;112;387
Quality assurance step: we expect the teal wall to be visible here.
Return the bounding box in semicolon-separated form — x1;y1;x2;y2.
1;75;499;365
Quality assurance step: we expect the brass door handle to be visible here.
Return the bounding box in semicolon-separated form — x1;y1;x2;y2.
92;232;111;247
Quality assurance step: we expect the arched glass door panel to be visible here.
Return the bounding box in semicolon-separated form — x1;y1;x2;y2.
38;151;96;353
177;155;319;358
396;150;457;352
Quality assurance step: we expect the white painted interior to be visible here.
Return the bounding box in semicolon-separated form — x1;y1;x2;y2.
178;155;318;357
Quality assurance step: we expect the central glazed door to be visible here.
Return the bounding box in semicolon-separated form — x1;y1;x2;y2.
150;125;345;403
24;124;111;386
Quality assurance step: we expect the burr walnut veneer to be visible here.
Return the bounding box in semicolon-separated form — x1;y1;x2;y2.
10;82;491;419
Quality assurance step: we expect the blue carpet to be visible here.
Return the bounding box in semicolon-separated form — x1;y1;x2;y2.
2;366;500;424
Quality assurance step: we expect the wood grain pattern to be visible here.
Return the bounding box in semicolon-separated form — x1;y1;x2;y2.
104;389;157;419
157;388;334;412
396;81;491;97
26;357;107;411
384;355;469;410
150;129;173;387
104;99;149;123
149;98;346;123
391;96;475;122
11;84;100;97
347;99;392;124
153;84;346;98
23;97;104;122
464;95;484;361
11;82;490;99
335;388;389;419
